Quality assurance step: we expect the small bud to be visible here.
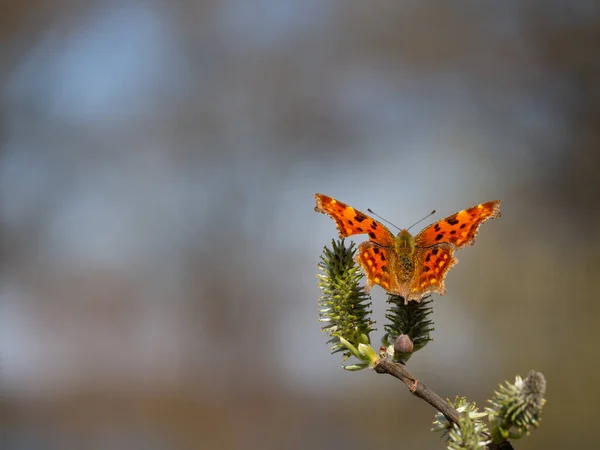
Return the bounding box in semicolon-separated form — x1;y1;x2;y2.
357;343;379;366
393;334;415;363
384;294;434;355
394;334;414;355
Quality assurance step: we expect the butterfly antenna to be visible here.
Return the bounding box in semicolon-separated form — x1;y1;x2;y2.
407;210;436;231
367;208;402;232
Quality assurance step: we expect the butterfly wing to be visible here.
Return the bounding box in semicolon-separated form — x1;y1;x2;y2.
314;194;395;246
408;244;457;300
355;241;400;294
407;200;500;301
415;200;501;248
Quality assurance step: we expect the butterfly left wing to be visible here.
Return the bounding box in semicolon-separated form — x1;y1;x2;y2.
355;241;400;293
314;194;395;246
415;200;501;249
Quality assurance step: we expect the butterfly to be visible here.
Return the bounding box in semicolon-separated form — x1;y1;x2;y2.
314;194;501;302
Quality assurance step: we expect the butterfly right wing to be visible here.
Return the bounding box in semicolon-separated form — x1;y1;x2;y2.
314;194;395;246
408;244;457;300
415;200;501;249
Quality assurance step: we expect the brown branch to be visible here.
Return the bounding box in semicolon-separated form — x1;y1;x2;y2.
373;358;514;450
374;357;461;424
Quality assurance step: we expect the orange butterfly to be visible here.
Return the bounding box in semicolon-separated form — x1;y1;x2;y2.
315;194;501;303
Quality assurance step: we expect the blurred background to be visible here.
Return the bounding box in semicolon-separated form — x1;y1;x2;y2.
1;1;599;449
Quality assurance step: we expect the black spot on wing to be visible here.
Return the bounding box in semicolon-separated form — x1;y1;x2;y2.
446;216;459;226
369;232;376;239
435;233;444;241
354;214;367;223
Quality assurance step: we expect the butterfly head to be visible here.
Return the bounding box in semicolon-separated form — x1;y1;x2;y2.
395;229;415;255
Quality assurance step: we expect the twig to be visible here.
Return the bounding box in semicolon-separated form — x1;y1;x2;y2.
374;357;461;424
373;358;514;450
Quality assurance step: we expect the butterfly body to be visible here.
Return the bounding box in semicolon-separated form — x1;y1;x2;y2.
395;229;414;254
314;194;500;303
394;230;416;281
